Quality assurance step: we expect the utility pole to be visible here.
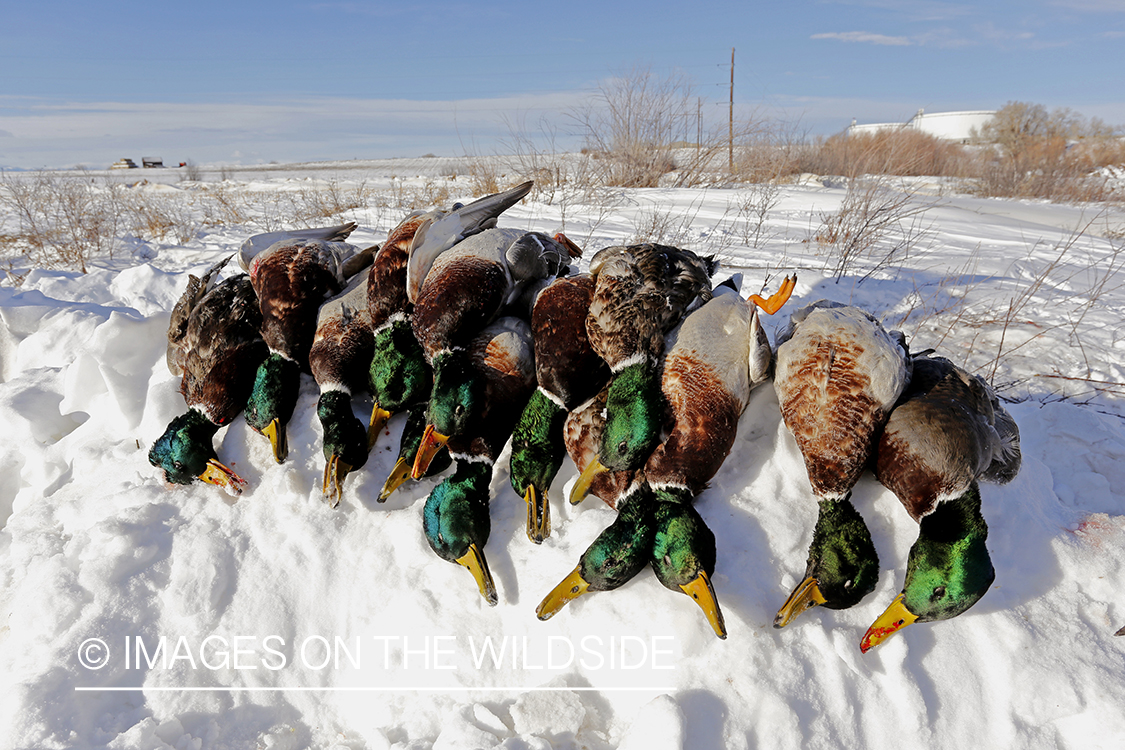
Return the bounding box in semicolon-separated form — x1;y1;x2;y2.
729;47;735;174
697;97;702;157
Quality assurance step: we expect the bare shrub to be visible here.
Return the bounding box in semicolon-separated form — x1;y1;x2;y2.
0;170;121;274
814;178;935;281
180;161;202;182
569;67;733;188
799;129;970;179
970;101;1125;201
733;119;811;182
466;157;503;197
736;182;783;248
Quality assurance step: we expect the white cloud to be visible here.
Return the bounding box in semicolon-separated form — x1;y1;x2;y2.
810;31;913;45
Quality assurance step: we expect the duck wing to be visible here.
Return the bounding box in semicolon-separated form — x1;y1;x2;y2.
167;255;232;376
876;356;1021;519
406;181;533;303
179;273;266;424
238;222;357;271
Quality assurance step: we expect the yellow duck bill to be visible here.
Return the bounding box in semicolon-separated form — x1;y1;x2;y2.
681;571;728;640
536;566;592;620
860;593;919;653
774;576;827;629
261;418;288;463
379;457;412;502
569;458;606;505
456;543;498;606
322;454;352;507
366;404;393;449
199;458;248;496
524;484;551;544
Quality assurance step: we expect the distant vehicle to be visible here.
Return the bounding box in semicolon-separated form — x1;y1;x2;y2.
109;158;138;169
142;157;164;168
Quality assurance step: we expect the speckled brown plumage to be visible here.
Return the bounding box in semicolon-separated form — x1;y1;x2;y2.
309;273;374;395
645;355;742;495
585;244;717;370
774;302;911;500
531;274;609;409
250;239;351;367
170;262;266;426
642;287;773;494
367;213;425;330
875;356;1021;521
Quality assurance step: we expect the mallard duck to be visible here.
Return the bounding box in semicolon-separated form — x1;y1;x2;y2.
539;275;795;637
309;269;376;506
367;183;534;447
242;228;372;463
508;272;609;543
420;317;537;605
409;228;579;476
150;255;266;494
860;355;1021;652
573;244;716;494
773;301;912;629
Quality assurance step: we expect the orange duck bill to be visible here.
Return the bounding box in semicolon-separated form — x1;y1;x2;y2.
411;424;449;479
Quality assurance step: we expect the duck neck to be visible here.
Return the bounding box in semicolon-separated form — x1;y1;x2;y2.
245;352;301;432
600;359;664;471
316;389;367;467
509;388;568;496
370;317;431;413
579;484;657;592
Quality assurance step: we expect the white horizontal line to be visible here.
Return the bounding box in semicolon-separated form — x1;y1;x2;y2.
75;686;676;693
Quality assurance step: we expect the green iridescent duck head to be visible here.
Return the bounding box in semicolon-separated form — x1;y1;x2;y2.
536;486;656;620
426;349;482;440
649;489;726;639
599;361;664;471
422;459;497;606
149;409;245;495
317;389;369;507
775;495;880;628
244;352;301;463
367;318;432;446
509;389;568;544
861;484;994;652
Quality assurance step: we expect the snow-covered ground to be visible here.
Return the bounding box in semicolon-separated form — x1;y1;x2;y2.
1;164;1124;749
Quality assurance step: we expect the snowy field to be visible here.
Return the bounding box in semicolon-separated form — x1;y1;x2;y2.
1;162;1124;749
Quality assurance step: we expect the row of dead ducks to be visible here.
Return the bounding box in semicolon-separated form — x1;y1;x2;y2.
151;181;1023;651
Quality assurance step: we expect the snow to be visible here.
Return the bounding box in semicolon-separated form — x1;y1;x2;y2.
2;164;1125;749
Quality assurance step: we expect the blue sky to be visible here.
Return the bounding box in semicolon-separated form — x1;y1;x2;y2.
2;0;1124;168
